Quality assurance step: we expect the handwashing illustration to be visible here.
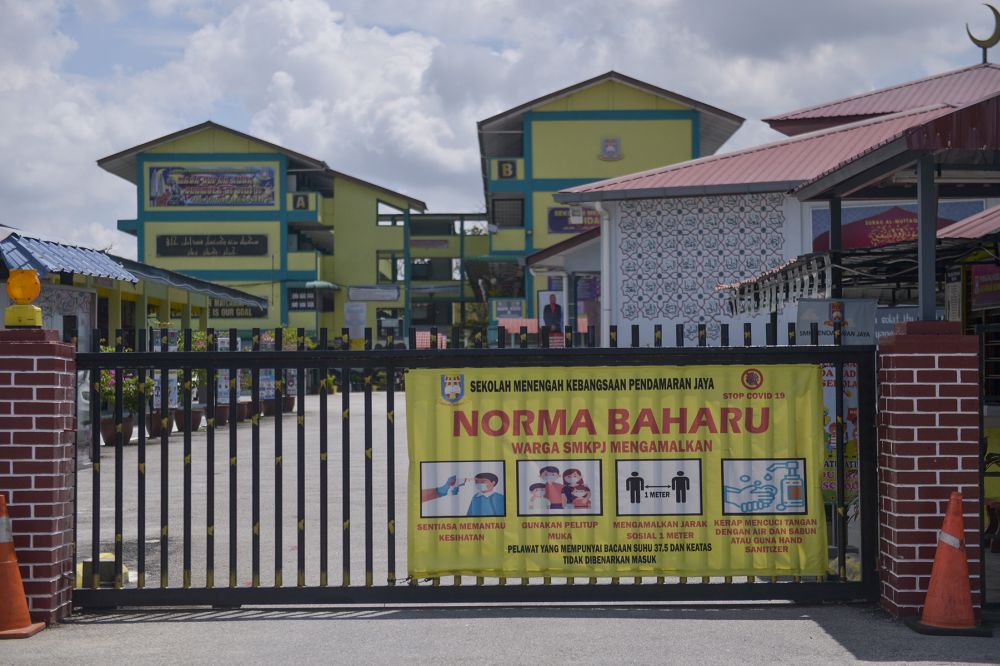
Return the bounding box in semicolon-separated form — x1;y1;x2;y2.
722;459;807;514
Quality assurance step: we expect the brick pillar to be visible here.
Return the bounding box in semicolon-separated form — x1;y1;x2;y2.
0;329;75;624
878;320;981;618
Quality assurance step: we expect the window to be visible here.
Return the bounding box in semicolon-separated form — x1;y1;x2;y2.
491;198;524;228
410;219;454;236
410;302;450;326
410;257;455;281
288;288;317;311
376;308;401;338
287;287;334;312
376;250;404;283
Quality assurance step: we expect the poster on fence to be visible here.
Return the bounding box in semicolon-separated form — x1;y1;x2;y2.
407;364;828;578
820;363;859;505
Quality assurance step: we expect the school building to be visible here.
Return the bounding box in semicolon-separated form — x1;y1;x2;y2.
471;71;743;333
99;122;426;339
100;73;743;339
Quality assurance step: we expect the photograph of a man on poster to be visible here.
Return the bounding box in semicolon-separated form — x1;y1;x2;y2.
538;290;564;332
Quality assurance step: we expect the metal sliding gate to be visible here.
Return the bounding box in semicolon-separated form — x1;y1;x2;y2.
74;323;878;608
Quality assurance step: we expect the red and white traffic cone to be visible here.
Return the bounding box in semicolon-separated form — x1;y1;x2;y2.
0;495;45;639
905;491;992;637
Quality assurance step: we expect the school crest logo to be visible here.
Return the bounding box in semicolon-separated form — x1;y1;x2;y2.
441;374;464;404
598;136;623;161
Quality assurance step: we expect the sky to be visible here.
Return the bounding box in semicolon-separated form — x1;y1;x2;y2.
0;0;996;258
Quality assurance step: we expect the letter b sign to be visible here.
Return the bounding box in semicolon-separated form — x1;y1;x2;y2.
498;160;517;180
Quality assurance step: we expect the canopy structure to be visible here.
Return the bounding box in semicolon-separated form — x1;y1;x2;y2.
0;232;137;283
111;255;267;308
719;235;999;317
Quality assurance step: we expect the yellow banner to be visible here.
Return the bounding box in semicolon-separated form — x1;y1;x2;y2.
407;364;827;578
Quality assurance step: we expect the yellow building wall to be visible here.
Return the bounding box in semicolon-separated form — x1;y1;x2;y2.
146;128;276;154
143;221;283;272
410;239;459;258
534;81;687;112
492;229;526;252
531;119;693;180
287;251;317;272
327;178;410;332
464;235;489;257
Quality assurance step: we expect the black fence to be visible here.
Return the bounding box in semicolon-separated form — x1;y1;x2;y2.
72;322;878;608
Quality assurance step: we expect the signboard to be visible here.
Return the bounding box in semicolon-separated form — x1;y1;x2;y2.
945;268;963;322
497;160;517;179
407;364;827;578
874;306;944;339
810;200;984;251
148;164;276;208
971;264;1000;311
151;328;179;410
348;285;400;302
156;234;268;257
820;363;859;504
490;298;524;320
548;206;601;234
253;334;296;400
344;302;367;340
215;335;241;403
795;299;876;346
209;299;268;319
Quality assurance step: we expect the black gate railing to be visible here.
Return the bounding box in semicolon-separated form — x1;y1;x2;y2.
73;322;878;607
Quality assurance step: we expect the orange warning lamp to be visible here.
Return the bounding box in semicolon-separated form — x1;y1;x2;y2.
5;269;43;328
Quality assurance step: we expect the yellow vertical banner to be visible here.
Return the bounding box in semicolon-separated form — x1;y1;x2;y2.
407;365;827;578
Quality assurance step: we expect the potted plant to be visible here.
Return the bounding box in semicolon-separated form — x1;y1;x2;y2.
97;366;150;446
146;399;174;439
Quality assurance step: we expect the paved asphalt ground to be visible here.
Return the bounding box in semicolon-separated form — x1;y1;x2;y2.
5;604;1000;664
15;393;994;663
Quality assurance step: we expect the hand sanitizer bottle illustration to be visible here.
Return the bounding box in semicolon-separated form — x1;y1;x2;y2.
768;461;805;511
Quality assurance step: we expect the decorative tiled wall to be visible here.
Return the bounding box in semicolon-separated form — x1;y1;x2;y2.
617;193;785;341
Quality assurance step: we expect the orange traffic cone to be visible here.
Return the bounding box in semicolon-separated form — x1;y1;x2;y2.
0;495;45;639
905;491;992;637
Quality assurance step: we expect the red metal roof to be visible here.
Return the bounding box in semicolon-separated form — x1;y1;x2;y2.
765;63;1000;129
559;105;954;199
938;204;1000;239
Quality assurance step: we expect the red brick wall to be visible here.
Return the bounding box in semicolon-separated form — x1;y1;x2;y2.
878;320;981;618
0;329;75;624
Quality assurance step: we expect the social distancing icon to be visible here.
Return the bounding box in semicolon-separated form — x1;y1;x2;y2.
616;460;702;516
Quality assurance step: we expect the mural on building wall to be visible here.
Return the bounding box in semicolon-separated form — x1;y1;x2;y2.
148;164;276;207
38;284;94;347
617;193;785;342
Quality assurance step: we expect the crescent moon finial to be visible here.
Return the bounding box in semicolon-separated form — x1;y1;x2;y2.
968;3;1000;62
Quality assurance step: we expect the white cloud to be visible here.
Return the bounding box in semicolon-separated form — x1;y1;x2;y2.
0;0;993;260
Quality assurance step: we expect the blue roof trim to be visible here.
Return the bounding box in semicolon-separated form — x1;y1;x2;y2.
0;234;138;283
